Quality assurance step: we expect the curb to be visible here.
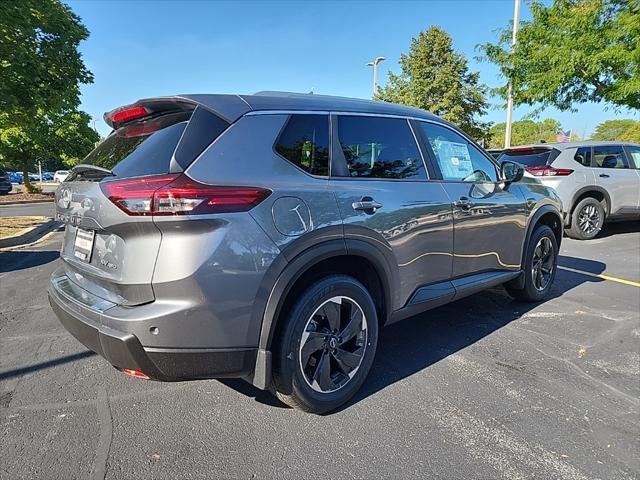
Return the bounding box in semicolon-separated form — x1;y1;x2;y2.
0;199;55;206
0;219;61;249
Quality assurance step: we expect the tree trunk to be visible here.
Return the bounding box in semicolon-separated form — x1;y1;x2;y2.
22;161;36;193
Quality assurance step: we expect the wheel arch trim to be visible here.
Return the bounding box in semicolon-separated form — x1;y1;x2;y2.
568;186;612;218
250;237;397;389
509;204;562;289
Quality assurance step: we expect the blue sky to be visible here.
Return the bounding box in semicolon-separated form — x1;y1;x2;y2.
68;0;637;138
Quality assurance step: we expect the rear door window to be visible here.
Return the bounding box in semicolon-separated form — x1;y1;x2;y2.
573;147;592;167
275;114;330;176
593;145;629;169
337;116;426;179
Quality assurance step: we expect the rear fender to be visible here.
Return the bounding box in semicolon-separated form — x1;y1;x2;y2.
249;236;397;389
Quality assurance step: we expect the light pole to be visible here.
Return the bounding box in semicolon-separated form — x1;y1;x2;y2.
504;0;521;149
367;56;386;98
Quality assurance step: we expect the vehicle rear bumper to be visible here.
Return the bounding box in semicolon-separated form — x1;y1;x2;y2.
48;272;256;381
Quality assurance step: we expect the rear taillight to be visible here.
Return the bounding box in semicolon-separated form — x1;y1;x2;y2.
100;174;271;216
526;166;574;176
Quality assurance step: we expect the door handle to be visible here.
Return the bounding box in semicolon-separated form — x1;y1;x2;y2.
599;173;610;178
454;196;473;210
352;197;383;213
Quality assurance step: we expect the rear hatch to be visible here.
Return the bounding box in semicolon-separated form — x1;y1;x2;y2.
55;98;232;306
498;146;567;177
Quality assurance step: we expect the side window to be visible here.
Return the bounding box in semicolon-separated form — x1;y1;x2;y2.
275;114;329;176
593;145;629;169
573;147;592;167
337;116;426;179
626;146;640;169
419;122;498;182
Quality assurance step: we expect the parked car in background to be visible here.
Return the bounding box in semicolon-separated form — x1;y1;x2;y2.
8;171;23;184
0;169;12;195
499;141;640;239
54;170;70;182
487;148;504;160
42;172;54;181
49;92;563;413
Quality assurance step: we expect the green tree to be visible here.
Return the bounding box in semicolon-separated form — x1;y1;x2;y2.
376;26;491;141
0;0;95;192
618;123;640;142
592;119;640;140
489;118;564;148
479;0;640;111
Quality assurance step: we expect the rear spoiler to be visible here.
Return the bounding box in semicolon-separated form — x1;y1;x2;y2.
104;98;196;129
104;95;252;129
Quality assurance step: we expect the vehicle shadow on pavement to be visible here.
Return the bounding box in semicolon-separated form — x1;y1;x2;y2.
219;254;607;413
0;351;95;381
595;220;639;239
0;250;59;273
337;255;607;413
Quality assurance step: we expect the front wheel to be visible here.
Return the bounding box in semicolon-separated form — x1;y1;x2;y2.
506;225;558;302
272;275;379;414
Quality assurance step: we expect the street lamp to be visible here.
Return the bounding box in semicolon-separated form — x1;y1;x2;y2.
367;56;386;98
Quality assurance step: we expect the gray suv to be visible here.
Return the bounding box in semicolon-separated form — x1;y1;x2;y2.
499;142;640;240
49;92;562;413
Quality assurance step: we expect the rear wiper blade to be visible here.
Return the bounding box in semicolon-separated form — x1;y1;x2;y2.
71;164;114;176
69;164;115;181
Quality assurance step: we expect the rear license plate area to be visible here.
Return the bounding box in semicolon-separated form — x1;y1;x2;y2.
74;228;95;262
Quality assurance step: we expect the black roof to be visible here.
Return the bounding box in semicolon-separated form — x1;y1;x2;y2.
177;91;441;123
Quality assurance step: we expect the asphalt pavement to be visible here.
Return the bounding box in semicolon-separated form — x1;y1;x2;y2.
0;202;55;218
1;223;639;479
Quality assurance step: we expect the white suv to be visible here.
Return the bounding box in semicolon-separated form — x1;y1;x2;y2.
53;170;70;183
500;142;640;240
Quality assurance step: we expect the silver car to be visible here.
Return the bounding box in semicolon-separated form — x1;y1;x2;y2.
49;92;563;413
499;141;640;239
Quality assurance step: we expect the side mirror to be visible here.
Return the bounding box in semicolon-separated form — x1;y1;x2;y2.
501;160;524;185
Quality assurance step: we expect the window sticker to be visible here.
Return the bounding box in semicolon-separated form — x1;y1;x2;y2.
432;140;473;179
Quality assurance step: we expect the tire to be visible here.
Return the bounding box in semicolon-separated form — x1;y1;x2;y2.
565;197;605;240
506;224;558;302
272;275;379;414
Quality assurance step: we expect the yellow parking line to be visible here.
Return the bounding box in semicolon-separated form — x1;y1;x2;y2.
559;267;640;288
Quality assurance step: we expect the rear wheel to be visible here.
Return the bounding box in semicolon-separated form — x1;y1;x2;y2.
566;197;605;240
272;275;378;414
506;224;558;302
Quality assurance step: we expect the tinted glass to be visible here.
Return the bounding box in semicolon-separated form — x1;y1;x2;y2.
627;146;640;168
83;112;190;178
338;116;425;179
420;123;497;182
499;148;554;167
275;114;329;176
573;147;592;167
173;107;229;170
593;145;628;169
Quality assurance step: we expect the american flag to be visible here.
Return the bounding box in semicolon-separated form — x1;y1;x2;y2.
556;130;571;142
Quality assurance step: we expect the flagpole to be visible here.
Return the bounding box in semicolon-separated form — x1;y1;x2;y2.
504;0;521;149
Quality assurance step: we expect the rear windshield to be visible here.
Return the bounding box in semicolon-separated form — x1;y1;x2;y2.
498;148;556;167
82;112;190;178
79;107;230;179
